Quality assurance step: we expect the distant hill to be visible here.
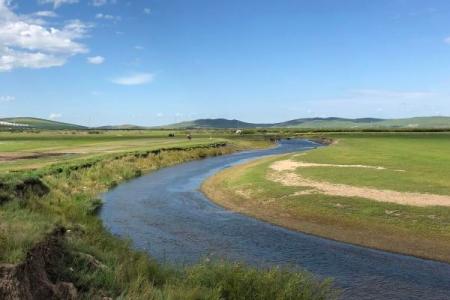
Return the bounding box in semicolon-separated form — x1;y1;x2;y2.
165;116;450;129
0;117;87;130
166;118;271;129
1;116;449;131
96;124;147;130
271;117;386;128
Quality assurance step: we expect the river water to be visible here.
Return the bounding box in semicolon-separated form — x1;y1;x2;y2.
100;140;450;299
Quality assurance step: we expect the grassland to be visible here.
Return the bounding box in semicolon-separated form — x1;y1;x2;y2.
0;130;228;171
202;132;450;263
0;130;334;299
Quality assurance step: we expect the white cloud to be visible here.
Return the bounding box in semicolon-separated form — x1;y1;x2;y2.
0;95;14;102
0;1;89;71
0;48;66;70
38;0;79;9
49;113;62;119
134;45;144;50
111;73;154;85
34;11;58;18
144;8;151;15
87;55;104;64
95;13;120;21
444;36;450;44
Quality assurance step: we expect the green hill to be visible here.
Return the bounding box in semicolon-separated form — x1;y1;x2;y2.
0;117;87;130
2;116;449;131
96;124;147;130
165;118;271;129
283;117;450;129
166;116;450;129
272;117;385;128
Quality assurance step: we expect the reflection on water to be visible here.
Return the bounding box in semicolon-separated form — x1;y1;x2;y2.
100;140;450;300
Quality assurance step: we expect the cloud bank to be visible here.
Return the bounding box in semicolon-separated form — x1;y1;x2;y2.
0;0;89;71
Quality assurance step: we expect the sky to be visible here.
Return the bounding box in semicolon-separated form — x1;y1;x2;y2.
1;0;450;126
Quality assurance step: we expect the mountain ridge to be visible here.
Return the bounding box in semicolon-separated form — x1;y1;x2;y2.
164;116;450;129
1;116;449;130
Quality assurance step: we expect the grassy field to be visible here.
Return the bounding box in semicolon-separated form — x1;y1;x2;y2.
202;132;450;262
0;130;277;171
0;130;334;299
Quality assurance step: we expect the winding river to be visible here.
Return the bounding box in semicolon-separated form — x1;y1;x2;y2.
100;140;450;300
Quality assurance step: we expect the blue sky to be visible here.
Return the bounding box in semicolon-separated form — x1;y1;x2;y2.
1;0;450;126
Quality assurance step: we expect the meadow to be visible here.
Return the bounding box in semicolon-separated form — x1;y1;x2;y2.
0;130;335;299
202;132;450;262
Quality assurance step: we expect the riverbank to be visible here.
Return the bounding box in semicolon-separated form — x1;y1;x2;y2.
202;133;450;263
0;133;335;299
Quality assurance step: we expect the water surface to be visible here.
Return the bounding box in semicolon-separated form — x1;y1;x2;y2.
100;140;450;300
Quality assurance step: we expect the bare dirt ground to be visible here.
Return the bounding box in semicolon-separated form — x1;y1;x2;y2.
269;159;450;207
0;153;73;162
0;227;77;300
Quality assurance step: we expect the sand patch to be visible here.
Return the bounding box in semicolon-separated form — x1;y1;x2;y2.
268;160;450;207
270;159;404;172
235;189;253;199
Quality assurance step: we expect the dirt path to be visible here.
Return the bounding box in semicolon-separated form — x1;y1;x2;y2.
269;159;450;207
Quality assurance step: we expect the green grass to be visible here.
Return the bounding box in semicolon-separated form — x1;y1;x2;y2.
0;130;276;171
0;131;333;299
203;132;450;263
296;133;450;194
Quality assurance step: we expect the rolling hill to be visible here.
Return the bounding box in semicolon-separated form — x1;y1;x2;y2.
165;116;450;129
165;118;271;129
1;116;449;130
95;124;147;130
0;117;87;130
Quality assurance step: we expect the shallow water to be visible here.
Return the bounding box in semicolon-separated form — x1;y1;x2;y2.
100;140;450;300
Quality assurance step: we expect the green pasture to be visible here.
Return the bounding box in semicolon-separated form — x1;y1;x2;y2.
204;132;450;262
297;132;450;194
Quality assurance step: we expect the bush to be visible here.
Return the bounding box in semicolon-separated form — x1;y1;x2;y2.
181;261;336;300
